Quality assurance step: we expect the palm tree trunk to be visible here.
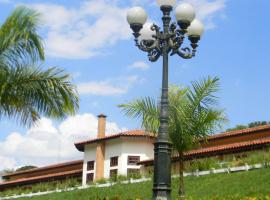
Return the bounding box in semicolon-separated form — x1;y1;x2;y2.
178;151;185;200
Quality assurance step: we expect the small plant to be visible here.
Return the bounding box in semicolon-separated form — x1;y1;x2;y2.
186;158;220;172
128;173;142;180
117;175;128;182
96;178;107;184
144;168;153;179
65;178;80;188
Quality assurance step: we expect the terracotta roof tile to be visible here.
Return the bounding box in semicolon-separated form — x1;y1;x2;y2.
186;137;270;156
75;125;270;152
138;137;270;165
0;169;82;188
207;124;270;141
74;130;155;152
2;160;83;178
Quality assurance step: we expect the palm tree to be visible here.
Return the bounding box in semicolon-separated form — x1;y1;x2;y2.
119;77;226;200
0;6;79;125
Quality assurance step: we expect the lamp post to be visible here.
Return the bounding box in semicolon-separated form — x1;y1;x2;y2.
127;1;204;199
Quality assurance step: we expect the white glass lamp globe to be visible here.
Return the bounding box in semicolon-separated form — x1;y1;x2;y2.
187;19;204;37
127;7;147;25
175;3;195;23
157;0;176;7
140;22;156;40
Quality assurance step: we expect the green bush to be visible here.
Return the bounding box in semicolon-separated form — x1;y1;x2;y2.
96;178;107;184
243;150;270;167
186;158;220;172
127;173;142;180
65;178;80;188
117;175;128;182
0;178;81;197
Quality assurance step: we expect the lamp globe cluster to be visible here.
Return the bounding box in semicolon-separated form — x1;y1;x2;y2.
127;0;204;41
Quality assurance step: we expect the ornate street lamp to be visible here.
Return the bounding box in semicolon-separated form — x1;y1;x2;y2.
127;1;204;199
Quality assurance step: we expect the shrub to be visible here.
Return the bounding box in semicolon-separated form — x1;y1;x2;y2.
0;178;81;197
96;178;107;184
65;178;80;188
186;158;220;172
117;175;128;182
127;173;142;180
242;150;270;167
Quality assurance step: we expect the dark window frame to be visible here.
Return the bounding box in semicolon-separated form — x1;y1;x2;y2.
87;161;95;171
127;156;140;165
86;173;94;183
110;156;118;167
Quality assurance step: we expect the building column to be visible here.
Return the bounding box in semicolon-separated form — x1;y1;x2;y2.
95;114;106;180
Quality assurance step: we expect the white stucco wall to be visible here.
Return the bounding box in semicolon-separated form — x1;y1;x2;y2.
121;138;153;174
82;143;97;185
104;139;122;179
82;137;154;185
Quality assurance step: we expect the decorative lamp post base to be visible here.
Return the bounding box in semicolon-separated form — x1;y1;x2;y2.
152;141;172;200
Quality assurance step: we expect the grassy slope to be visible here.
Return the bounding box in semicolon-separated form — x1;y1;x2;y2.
19;168;270;200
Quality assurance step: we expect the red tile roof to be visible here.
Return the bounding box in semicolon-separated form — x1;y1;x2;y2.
139;137;270;165
74;130;155;152
187;137;270;157
74;125;270;152
2;160;83;179
207;124;270;141
0;169;82;188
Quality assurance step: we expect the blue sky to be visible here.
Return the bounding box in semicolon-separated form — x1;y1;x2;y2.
0;0;270;169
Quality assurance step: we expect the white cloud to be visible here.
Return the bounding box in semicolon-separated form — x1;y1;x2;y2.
77;75;144;96
0;156;16;172
78;82;127;96
181;0;226;29
71;72;81;79
0;114;126;170
23;0;225;59
0;0;11;3
26;1;131;59
129;61;150;70
59;114;121;141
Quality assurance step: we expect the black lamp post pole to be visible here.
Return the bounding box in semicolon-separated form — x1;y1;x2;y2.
129;4;200;200
153;6;172;200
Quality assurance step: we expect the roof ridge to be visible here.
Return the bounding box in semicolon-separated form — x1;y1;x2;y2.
2;160;83;178
75;129;151;144
0;169;82;186
138;136;270;164
208;124;270;140
74;129;155;152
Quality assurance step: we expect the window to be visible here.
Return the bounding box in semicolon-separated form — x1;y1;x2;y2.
87;161;94;171
127;168;140;176
110;169;118;179
127;156;140;165
110;156;118;167
86;173;94;183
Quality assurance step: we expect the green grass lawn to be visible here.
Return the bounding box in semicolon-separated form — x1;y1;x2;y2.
18;168;270;200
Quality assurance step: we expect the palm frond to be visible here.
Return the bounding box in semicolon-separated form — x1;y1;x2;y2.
119;77;227;152
187;76;220;110
0;64;79;126
0;6;44;66
118;97;159;133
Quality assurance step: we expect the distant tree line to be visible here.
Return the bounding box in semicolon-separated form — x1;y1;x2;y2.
226;121;270;131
